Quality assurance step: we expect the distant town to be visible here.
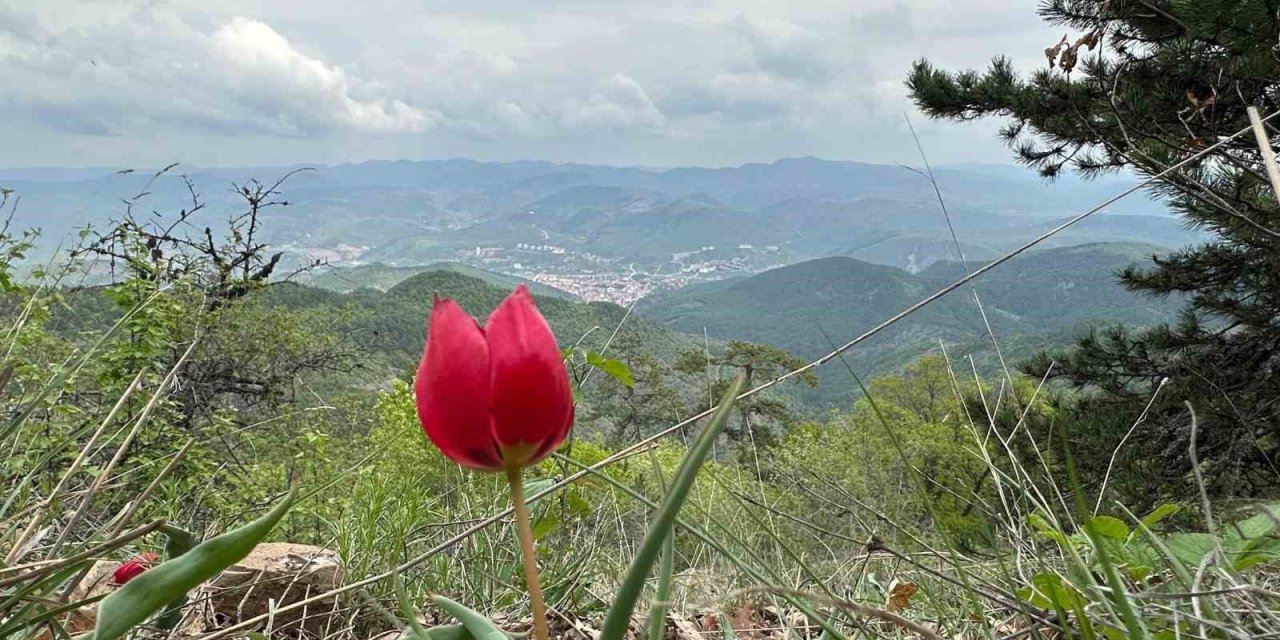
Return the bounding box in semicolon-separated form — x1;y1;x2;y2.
282;232;790;305
461;242;785;305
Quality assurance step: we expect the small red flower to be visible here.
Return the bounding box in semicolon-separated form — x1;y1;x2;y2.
113;552;159;585
415;285;574;471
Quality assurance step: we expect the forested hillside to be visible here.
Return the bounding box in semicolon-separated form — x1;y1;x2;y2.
640;243;1180;406
293;261;576;298
269;270;694;373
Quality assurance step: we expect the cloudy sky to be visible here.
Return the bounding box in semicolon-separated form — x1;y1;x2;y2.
0;0;1061;168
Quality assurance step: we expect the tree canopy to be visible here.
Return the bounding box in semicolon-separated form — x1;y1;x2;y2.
908;0;1280;498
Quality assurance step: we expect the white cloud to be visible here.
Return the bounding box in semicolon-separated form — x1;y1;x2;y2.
728;17;835;86
557;74;666;131
0;7;429;137
209;17;431;133
0;0;1062;167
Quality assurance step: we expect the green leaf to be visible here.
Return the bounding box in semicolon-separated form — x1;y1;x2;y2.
1027;513;1071;547
416;624;524;640
1015;586;1036;606
418;625;472;640
586;351;634;388
531;510;561;540
90;491;296;640
1164;533;1214;568
521;478;556;507
550;453;846;640
1126;565;1153;583
1027;513;1054;534
397;573;436;640
1139;504;1180;531
1231;554;1269;571
1226;506;1279;542
156;525;198;630
566;492;592;519
160;524;198;558
1020;574;1082;611
598;374;746;640
419;625;480;640
1087;516;1130;542
431;595;508;640
1084;518;1149;640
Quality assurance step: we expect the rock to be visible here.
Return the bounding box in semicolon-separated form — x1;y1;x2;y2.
206;542;343;636
36;559;122;640
70;558;121;602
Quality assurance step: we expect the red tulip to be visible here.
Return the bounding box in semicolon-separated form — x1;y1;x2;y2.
113;551;159;585
415;285;574;472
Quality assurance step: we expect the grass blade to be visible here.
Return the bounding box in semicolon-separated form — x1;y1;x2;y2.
719;614;736;640
645;453;675;640
598;374;745;640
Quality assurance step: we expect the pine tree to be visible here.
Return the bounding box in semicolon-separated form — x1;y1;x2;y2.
907;0;1280;499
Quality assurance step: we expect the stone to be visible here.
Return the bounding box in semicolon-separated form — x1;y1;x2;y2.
205;542;344;636
46;559;121;638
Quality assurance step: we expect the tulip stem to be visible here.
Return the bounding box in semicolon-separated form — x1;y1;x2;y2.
506;466;550;640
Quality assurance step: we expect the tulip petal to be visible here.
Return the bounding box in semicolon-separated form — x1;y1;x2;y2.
485;286;573;464
416;297;502;470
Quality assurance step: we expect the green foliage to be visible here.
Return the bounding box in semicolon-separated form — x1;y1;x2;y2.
269;270;695;375
300;261;574;299
155;524;198;629
776;356;1001;548
909;0;1280;499
585;350;634;388
1020;503;1280;639
7;164;1280;640
675;340;813;450
431;595;509;640
578;334;687;445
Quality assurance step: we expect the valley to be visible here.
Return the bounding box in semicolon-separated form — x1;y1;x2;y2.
4;156;1196;407
4;157;1202;293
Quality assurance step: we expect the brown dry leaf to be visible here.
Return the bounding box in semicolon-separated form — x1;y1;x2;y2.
1185;86;1217;122
1186;87;1216;109
886;581;919;613
569;616;602;640
1075;29;1101;51
1044;34;1068;69
670;612;702;640
1059;44;1079;74
702;612;719;633
732;602;757;639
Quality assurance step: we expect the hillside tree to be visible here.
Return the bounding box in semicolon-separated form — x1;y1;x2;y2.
676;340;817;454
907;0;1280;498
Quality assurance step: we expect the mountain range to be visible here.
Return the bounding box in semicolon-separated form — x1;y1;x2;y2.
274;242;1181;411
0;157;1204;273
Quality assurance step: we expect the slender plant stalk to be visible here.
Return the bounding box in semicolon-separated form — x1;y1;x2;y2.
506;466;550;640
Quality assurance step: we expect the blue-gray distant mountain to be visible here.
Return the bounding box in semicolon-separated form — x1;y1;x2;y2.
0;157;1203;272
